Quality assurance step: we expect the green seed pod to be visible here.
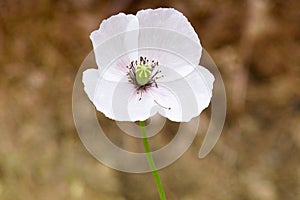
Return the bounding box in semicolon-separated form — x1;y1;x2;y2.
135;64;152;86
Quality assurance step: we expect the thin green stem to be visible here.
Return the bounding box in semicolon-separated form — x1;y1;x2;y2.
139;121;166;200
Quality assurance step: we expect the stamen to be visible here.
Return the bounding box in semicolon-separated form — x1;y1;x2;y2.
137;91;143;101
154;100;171;110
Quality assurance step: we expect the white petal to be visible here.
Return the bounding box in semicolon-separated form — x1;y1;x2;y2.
92;78;131;120
99;53;131;82
137;8;200;45
89;75;156;121
90;13;139;81
127;90;157;121
148;86;183;122
136;8;202;75
82;68;99;102
185;66;214;114
153;66;214;122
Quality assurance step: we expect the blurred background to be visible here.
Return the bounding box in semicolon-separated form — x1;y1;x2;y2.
0;0;300;199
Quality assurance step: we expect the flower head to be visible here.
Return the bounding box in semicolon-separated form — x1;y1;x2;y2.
83;8;214;122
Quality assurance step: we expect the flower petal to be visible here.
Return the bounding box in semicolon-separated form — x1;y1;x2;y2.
137;8;200;46
152;65;214;122
85;74;156;121
90;13;139;81
82;68;99;102
185;66;214;114
136;8;202;76
127;89;157;121
148;86;183;122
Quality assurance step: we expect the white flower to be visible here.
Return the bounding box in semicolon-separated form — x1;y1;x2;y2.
82;8;214;122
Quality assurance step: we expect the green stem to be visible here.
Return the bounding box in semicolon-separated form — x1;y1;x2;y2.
139;121;166;200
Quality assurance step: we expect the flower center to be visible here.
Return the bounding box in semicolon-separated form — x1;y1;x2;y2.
126;56;162;90
126;57;170;110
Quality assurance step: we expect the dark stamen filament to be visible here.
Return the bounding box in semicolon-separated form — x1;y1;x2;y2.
154;100;171;110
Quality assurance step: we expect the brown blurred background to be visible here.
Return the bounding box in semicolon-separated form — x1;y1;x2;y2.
1;0;300;199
